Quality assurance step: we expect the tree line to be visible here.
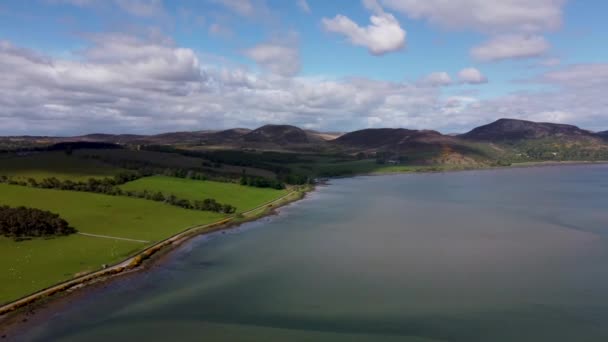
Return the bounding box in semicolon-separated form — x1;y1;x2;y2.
141;146;312;185
0;205;77;239
239;175;285;189
0;174;237;214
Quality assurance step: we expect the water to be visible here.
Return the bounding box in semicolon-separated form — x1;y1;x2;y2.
17;165;608;341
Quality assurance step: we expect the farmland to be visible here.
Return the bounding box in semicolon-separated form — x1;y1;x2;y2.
0;183;230;304
120;176;288;212
0;235;144;304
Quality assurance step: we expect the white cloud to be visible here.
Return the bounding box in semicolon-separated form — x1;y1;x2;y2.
296;0;310;13
457;68;488;84
322;0;406;56
244;40;301;77
462;64;608;131
380;0;564;62
471;34;549;61
420;72;452;87
537;63;608;87
1;37;607;136
380;0;565;33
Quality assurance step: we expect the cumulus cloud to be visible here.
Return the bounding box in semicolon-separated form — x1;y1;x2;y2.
1;36;606;136
0;36;470;135
244;40;301;77
461;64;608;131
537;63;608;87
380;0;565;62
322;0;406;55
457;68;488;84
380;0;565;33
471;34;550;61
420;72;452;87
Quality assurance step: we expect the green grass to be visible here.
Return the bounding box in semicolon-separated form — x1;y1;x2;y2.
0;235;144;305
0;184;224;241
120;176;288;212
0;184;230;304
0;151;123;181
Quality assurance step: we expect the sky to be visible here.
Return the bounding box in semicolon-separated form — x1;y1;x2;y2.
0;0;607;135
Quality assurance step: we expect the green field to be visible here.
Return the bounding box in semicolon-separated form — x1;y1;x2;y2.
0;235;144;304
0;178;290;304
0;184;229;304
0;152;123;181
120;176;288;212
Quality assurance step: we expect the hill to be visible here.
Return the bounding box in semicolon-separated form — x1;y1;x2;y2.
243;125;323;145
334;128;447;149
461;118;593;141
334;128;489;166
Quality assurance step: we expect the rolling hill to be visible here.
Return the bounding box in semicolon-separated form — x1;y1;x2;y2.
242;125;323;145
3;118;608;165
460;118;594;141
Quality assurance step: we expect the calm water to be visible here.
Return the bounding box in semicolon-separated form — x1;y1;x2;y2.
17;165;608;341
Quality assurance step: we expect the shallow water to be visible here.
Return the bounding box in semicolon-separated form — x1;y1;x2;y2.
18;165;608;341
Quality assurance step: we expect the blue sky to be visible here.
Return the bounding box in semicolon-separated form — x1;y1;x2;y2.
0;0;607;135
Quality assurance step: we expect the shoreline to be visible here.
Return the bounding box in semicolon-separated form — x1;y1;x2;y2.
365;159;608;177
1;160;607;336
0;185;312;337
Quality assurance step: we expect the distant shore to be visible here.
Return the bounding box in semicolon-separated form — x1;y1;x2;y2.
365;159;608;177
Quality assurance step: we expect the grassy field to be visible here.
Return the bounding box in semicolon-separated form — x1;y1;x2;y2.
0;179;290;304
120;176;288;212
0;184;230;304
0;184;225;241
0;151;123;181
0;235;144;304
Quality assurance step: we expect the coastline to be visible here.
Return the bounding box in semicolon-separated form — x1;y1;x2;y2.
0;185;312;337
1;160;607;337
365;159;608;177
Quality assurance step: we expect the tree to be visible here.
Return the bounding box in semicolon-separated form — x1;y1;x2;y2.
0;206;77;238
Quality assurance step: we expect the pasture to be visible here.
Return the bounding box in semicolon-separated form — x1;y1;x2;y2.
0;183;229;304
120;176;288;212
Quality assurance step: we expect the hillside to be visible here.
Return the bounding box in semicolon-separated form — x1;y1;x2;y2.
3;118;608;165
242;125;324;146
334;128;447;149
334;128;489;166
461;118;593;141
